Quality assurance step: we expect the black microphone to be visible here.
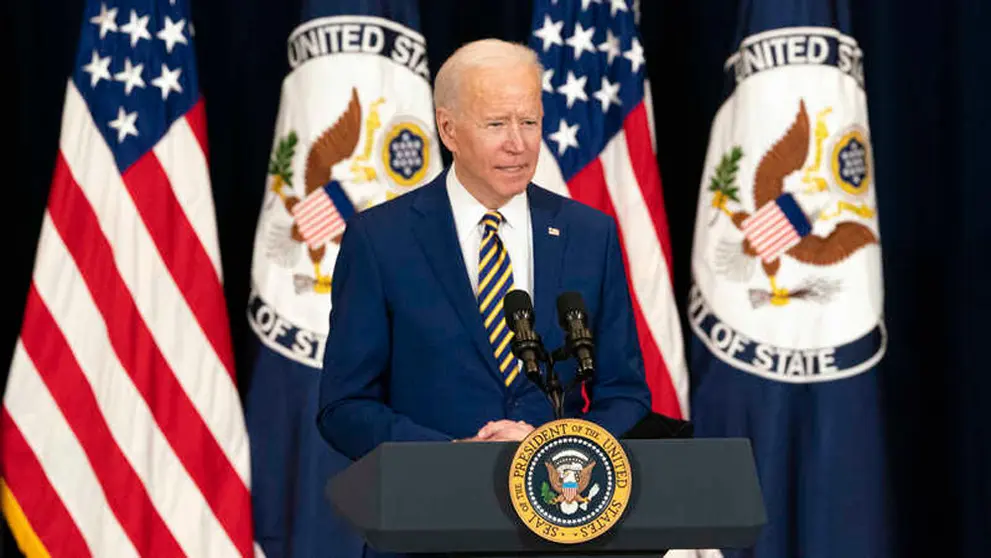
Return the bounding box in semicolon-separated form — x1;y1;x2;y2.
503;290;546;387
556;292;595;381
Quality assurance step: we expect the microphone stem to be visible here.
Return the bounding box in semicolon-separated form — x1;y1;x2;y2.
545;359;565;420
548;391;563;420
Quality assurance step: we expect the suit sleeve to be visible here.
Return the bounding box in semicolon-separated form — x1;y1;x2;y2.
317;213;451;460
580;218;651;436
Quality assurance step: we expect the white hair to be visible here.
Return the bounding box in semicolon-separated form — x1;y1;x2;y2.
433;38;543;111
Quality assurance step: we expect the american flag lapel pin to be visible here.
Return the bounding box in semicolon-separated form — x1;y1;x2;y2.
548;226;560;236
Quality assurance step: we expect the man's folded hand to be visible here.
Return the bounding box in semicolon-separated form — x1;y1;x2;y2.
474;419;534;441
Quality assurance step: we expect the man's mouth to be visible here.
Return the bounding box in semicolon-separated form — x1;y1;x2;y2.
497;164;526;173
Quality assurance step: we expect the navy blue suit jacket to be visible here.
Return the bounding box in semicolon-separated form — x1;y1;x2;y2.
317;169;650;461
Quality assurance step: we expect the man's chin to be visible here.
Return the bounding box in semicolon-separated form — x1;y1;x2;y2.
492;173;534;196
496;182;530;200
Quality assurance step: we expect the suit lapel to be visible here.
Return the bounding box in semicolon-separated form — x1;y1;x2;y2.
526;184;566;392
411;175;504;382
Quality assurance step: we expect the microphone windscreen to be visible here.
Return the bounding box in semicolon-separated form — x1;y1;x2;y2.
555;291;586;325
503;289;533;321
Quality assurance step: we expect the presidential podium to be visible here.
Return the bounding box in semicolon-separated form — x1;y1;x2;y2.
326;435;766;556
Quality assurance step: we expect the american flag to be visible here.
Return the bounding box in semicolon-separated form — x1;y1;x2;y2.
529;0;689;418
741;193;812;263
0;1;254;556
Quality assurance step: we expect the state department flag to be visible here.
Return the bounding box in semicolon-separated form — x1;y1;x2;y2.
689;0;889;556
1;0;254;556
243;1;442;556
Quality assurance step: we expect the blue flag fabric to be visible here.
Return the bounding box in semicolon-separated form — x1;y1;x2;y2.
244;1;442;556
689;1;889;557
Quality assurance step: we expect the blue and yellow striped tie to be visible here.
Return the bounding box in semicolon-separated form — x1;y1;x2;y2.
477;211;521;386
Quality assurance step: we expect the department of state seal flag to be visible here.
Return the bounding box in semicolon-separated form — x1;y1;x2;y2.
528;0;689;421
243;1;441;556
689;0;889;556
0;0;254;556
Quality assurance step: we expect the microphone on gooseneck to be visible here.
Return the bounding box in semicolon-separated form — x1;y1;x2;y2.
503;290;546;388
556;292;595;382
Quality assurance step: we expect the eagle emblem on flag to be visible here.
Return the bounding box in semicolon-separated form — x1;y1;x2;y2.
247;14;440;368
689;27;885;384
266;87;361;294
262;86;431;294
707;99;878;308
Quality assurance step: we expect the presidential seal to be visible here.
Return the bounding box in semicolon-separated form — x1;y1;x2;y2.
509;419;631;544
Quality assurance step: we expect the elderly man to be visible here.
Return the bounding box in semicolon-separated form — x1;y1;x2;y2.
317;38;650;456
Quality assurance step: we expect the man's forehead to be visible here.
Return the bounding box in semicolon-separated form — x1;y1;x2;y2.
463;65;539;90
462;76;541;110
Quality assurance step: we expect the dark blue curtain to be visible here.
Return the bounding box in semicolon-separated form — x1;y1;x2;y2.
853;0;991;554
2;0;988;556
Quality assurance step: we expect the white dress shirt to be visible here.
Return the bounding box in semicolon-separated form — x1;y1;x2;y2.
445;164;534;298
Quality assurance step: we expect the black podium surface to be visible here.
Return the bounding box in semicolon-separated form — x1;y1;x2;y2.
327;438;765;555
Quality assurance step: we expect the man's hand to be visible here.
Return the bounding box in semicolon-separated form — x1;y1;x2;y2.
474;420;535;442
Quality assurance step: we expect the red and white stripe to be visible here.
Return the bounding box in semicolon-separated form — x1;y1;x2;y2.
742;202;802;262
291;188;346;249
563;486;577;501
1;82;254;557
533;100;689;420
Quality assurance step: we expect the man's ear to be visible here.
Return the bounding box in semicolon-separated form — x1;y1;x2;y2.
436;107;457;154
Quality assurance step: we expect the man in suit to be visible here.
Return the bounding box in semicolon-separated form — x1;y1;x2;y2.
317;38;651;458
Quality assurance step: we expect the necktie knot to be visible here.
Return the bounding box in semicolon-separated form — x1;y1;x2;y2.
481;211;504;234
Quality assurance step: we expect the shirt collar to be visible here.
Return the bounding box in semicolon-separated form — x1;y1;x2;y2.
445;163;529;237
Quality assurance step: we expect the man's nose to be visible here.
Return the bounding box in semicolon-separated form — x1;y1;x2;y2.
504;124;525;153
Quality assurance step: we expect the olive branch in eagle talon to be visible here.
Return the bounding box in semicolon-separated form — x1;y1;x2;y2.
708;145;743;225
540;482;556;505
708;99;878;306
268;131;298;199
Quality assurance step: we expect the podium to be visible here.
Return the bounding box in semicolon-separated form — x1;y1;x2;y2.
327;438;766;555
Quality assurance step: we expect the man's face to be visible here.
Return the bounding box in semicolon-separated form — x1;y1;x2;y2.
437;64;543;208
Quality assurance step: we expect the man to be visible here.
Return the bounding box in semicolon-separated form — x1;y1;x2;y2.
317;38;651;457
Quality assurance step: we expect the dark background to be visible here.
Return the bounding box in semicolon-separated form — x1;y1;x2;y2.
3;0;989;556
